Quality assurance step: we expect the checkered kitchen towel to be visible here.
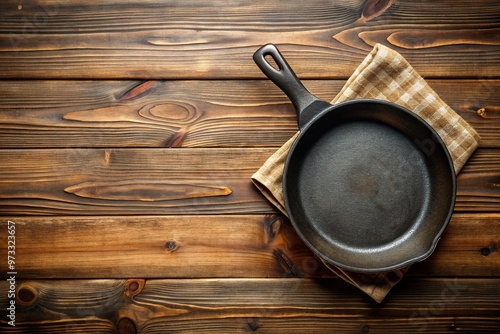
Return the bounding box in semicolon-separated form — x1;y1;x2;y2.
252;43;480;303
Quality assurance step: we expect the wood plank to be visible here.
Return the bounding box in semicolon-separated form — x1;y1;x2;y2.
0;214;497;279
456;149;500;211
0;278;498;332
0;148;272;215
0;79;498;148
0;148;499;215
0;0;499;79
410;213;500;277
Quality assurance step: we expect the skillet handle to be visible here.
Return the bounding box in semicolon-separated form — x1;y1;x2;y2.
253;44;330;129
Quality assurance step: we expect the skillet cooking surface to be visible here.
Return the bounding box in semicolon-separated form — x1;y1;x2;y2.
283;101;455;272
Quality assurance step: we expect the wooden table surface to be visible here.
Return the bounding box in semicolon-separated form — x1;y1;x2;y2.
1;0;499;332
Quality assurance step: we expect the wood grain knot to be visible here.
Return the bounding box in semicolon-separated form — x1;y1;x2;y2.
263;214;283;240
117;317;137;334
480;248;491;256
360;0;394;23
274;250;301;277
118;80;159;102
246;319;260;332
362;324;370;333
139;102;199;123
65;181;232;202
480;243;498;256
164;240;178;252
386;28;500;50
476;106;500;119
477;108;487;117
165;130;186;147
124;279;145;298
17;284;38;306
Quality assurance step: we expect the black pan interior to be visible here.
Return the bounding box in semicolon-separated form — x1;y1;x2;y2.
283;101;456;272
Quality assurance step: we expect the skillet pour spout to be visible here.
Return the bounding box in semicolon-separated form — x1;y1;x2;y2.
254;44;456;273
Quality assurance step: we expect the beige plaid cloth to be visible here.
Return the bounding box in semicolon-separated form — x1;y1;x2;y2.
252;43;480;303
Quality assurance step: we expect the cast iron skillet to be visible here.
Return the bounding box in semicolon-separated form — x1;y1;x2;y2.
254;44;456;272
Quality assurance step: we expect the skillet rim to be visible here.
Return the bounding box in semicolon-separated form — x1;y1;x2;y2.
282;98;457;273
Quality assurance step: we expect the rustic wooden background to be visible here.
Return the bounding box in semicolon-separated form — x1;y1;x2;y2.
0;0;499;332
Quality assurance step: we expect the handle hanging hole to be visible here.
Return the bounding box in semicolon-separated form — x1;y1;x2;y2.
264;54;281;72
